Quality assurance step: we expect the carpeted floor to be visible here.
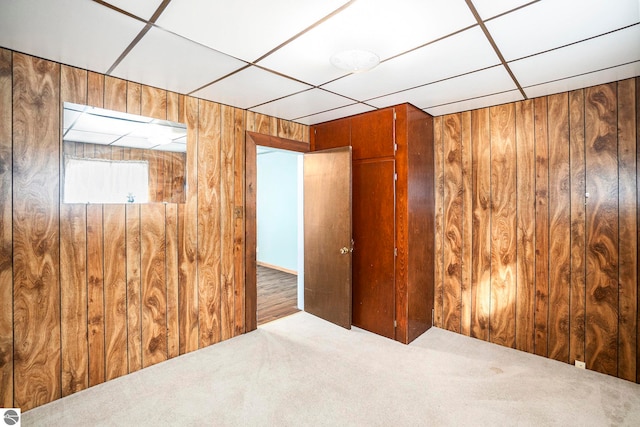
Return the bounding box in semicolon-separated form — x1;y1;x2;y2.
23;312;640;426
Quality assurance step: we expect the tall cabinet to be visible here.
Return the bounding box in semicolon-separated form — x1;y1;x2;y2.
310;103;434;344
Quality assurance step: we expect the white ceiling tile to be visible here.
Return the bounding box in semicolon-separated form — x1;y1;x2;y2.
111;27;247;95
156;0;350;62
295;103;376;125
0;0;145;74
322;27;500;101
509;25;640;88
486;0;640;61
523;61;640;99
113;136;157;150
151;142;186;152
250;89;353;121
64;130;119;145
192;66;311;109
102;0;164;20
258;0;476;86
424;90;523;116
471;0;534;20
368;66;517;109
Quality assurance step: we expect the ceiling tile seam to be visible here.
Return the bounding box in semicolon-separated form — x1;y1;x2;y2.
519;59;640;91
104;0;174;75
506;22;640;65
186;64;253;96
482;0;541;23
361;63;504;104
91;0;148;23
251;0;358;64
465;0;527;100
291;101;376;121
420;88;522;111
247;87;317;110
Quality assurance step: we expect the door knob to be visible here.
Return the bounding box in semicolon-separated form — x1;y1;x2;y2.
340;247;349;255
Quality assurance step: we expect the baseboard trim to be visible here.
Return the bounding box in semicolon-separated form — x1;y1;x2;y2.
257;261;297;276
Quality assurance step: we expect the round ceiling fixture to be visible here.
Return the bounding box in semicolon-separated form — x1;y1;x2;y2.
330;49;380;73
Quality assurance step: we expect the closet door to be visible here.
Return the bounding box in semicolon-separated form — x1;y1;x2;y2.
352;158;396;339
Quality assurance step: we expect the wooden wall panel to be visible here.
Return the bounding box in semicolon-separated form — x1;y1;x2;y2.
585;83;619;376
433;116;444;328
0;48;12;408
435;80;639;383
103;205;128;380
4;49;309;409
12;53;61;410
60;64;89;397
443;114;463;333
547;93;571;362
534;96;550;357
617;79;637;382
141;204;167;367
489;104;517;348
470;108;491;341
87;205;105;387
460;112;472;337
220;105;235;341
515;100;535;353
197;100;221;347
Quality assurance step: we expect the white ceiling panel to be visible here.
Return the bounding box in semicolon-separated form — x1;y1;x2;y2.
0;0;145;74
295;103;376;125
102;0;165;20
471;0;534;20
258;0;476;86
424;90;523;116
250;89;353;121
113;136;157;150
192;66;312;110
369;65;517;109
486;0;640;61
322;26;499;101
155;0;350;62
64;130;119;145
523;61;640;99
509;25;640;88
111;27;247;95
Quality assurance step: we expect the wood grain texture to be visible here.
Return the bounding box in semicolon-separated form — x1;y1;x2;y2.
87;71;104;108
489;104;517;348
141;204;167;367
197;100;221;347
433;116;444;328
0;48;12;408
636;76;640;385
585;83;619;376
87;205;105;387
351;108;395;160
179;96;199;353
515;99;536;353
395;106;408;342
244;134;258;333
103;205;128;380
470;108;491;341
104;76;126;113
233;108;245;336
443;114;463;333
460;111;472;337
569;89;587;365
125;204;142;372
142;85;167;120
220;105;235;341
126;81;141;114
166;204;179;359
617;78;637;381
534;96;550;357
547;93;571;362
12;53;61;410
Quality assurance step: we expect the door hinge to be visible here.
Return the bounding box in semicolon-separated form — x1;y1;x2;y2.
432;308;434;326
394;320;397;328
394;173;398;181
393;110;397;120
394;143;398;152
394;248;398;257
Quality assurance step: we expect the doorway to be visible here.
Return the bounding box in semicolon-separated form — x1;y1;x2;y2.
256;146;303;325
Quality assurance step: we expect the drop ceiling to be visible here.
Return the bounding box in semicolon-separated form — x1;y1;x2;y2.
0;0;638;125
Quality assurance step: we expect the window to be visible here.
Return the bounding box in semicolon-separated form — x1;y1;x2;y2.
63;157;149;204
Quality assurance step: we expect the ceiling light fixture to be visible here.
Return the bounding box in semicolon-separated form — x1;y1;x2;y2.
330;49;380;73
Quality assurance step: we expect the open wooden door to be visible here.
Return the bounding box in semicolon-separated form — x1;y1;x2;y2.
304;147;352;329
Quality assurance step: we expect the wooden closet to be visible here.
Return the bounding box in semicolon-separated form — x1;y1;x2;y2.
310;103;434;344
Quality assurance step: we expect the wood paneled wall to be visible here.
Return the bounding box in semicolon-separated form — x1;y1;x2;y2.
0;49;309;411
434;78;639;383
62;141;187;204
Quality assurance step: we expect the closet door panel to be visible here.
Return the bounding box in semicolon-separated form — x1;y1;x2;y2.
351;108;395;160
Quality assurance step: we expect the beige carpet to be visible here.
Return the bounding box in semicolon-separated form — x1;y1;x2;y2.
24;312;640;426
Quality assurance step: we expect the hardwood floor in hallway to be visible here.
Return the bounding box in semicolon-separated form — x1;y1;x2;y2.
257;265;299;325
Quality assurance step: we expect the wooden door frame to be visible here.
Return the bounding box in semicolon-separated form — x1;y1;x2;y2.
244;131;310;332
